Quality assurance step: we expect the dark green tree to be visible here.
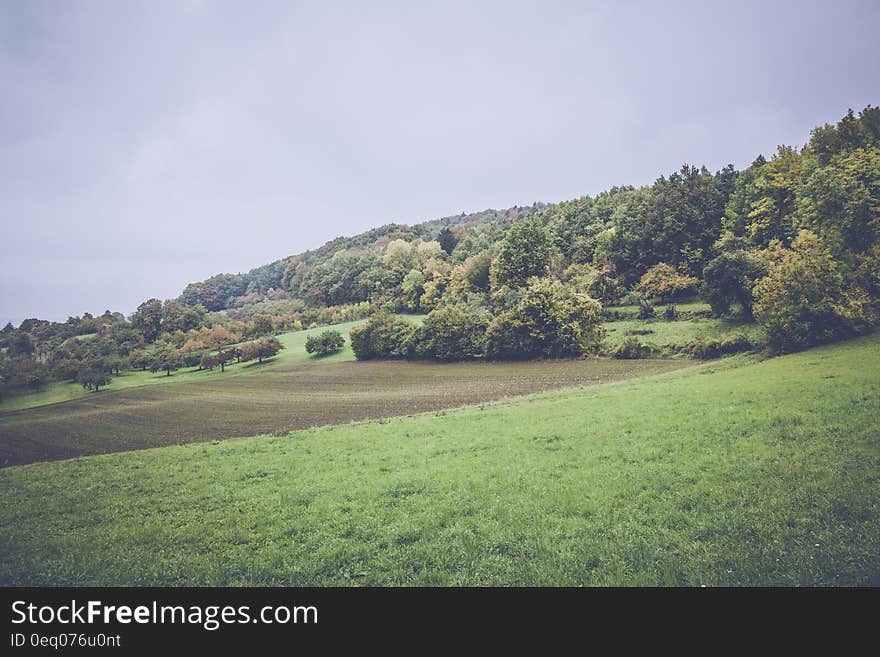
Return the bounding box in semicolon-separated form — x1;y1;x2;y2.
493;220;552;288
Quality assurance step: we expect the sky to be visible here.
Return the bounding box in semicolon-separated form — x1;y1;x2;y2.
1;0;879;326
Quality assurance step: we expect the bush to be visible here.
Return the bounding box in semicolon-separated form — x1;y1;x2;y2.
681;333;754;359
349;314;417;360
305;330;345;357
663;304;677;320
485;278;605;360
753;231;870;352
612;337;659;359
416;305;489;360
637;298;655;319
635;263;699;303
701;248;764;318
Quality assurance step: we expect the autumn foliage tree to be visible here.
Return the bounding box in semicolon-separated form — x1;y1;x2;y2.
239;337;285;364
634;263;699;304
202;325;240;372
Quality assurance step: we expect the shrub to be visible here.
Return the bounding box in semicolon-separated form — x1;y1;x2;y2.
635;263;699;303
753;230;870;352
612;337;659;359
305;330;345;357
349;314;417;360
485;278;605;360
416;305;489;360
701;248;765;318
637;298;656;319
681;333;753;359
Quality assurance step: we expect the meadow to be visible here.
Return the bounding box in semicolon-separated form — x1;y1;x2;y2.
0;357;687;467
1;333;877;586
0;320;367;414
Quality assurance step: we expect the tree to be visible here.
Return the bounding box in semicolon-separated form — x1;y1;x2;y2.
239;337;285;364
251;315;275;337
150;343;183;376
753;230;869;352
438;227;459;255
129;349;150;371
493;220;552;288
701;246;765;318
485;278;605;360
160;300;206;334
130;298;163;342
199;353;219;371
305;330;345;357
202;325;240;372
77;366;111;391
107;355;129;376
400;270;426;312
634;263;699;303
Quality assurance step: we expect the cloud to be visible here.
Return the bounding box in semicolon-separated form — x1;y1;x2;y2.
1;0;878;324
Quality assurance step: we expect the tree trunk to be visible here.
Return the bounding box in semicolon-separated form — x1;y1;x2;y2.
258;354;262;364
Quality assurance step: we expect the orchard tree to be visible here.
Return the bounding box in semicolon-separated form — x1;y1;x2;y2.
199;353;219;371
150;342;183;376
129;349;150;371
77;367;111;391
202;325;240;372
239;337;285;364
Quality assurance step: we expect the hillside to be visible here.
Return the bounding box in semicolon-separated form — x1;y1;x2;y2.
178;204;549;312
1;334;877;586
1;104;877;410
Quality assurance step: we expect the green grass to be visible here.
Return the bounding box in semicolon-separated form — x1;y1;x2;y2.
603;316;765;348
0;320;368;413
0;358;686;467
605;301;713;319
1;334;877;586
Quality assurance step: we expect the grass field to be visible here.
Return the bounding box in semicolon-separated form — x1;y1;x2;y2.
0;358;688;467
0;310;756;415
1;334;877;586
0;320;367;413
602;316;765;348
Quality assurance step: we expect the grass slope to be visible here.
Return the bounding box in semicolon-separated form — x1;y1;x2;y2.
0;358;686;467
0;320;366;414
1;335;878;586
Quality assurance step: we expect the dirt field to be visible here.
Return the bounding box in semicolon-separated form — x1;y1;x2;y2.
0;358;690;467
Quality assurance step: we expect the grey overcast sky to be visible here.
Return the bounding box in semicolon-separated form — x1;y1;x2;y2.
1;1;878;325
